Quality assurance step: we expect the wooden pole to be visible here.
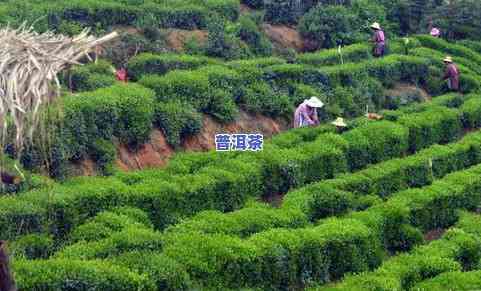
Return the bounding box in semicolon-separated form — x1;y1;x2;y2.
0;241;16;291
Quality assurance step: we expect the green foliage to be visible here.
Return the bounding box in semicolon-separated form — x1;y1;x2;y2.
427;0;481;40
127;53;216;81
239;81;292;117
110;251;192;291
344;121;409;170
398;106;462;152
4;0;240;33
461;96;481;129
14;259;154;290
63;83;155;157
205;16;249;60
167;204;307;237
138;71;210;108
10;234;54;259
299;1;386;49
89;139;116;175
237;15;272;56
57;227;163;260
299;5;358;49
413;270;481;291
155;100;202;148
66;60;115;92
298;43;372;66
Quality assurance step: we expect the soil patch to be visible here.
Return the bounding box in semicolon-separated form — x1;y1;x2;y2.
424;228;446;242
240;4;253;14
262;192;284;208
262;24;304;52
165;29;208;52
112;110;288;172
385;83;432;102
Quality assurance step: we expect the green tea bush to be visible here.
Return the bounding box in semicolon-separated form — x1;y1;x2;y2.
89;139;116;175
414;35;481;66
0;196;45;241
413;270;481;291
139;71;209;109
155;100;202;147
344;121;409;170
66;60;115;92
14;258;153;290
398;106;462;152
264;64;330;88
110;251;192;291
70;208;152;243
323;212;481;291
283;129;481;226
323;55;430;88
298;43;371;66
299;5;358;49
239;81;292;117
10;234;54;259
166;204;307;238
127;53;216;81
458;40;481;54
461;96;481;128
63;83;155;155
237;15;272;56
57;227;163;260
307;184;354;220
227;57;286;70
8;0;240;32
257;137;347;195
197;65;244;93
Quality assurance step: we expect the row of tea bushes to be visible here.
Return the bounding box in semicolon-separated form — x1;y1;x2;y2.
158;163;481;289
8;207;152;260
166;118;481;241
284;128;481;222
314;211;481;291
19;144;481;291
161;96;480;246
2;0;240;32
127;53;219;81
413;270;481;290
0;94;455;241
54;46;480;158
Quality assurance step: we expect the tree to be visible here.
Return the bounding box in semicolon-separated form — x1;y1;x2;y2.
299;5;357;49
427;0;481;40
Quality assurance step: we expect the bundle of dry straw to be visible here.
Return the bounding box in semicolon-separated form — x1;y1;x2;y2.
0;23;117;151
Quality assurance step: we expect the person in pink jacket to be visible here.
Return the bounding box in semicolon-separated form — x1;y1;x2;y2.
430;27;441;38
443;56;460;92
370;22;386;57
293;97;324;128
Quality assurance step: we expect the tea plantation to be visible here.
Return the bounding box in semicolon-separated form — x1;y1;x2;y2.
2;0;481;290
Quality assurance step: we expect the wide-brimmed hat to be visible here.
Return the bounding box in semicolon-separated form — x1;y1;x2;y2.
430;28;440;37
370;22;381;30
331;117;347;127
443;56;453;63
305;96;324;108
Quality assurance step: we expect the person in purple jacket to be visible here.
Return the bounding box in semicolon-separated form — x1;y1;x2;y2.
443;56;460;92
293;96;324;128
370;22;386;57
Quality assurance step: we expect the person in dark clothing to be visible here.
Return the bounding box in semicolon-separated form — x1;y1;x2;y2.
0;241;16;291
443;56;460;92
370;22;386;57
